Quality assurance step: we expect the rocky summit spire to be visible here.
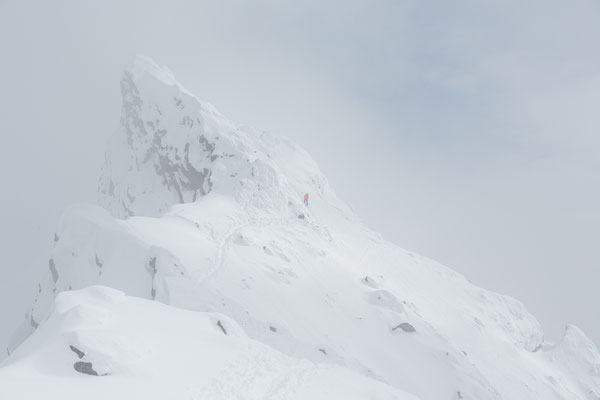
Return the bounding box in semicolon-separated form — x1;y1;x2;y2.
98;55;223;217
98;55;332;220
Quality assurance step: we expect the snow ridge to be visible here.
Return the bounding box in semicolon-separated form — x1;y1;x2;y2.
3;55;600;400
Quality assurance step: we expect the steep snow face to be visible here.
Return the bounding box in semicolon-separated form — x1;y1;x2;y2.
4;56;600;400
0;286;414;400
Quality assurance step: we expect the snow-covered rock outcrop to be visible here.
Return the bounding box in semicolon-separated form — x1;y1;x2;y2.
3;55;599;400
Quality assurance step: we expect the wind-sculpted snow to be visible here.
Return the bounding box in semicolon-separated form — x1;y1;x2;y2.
0;287;414;400
3;55;600;399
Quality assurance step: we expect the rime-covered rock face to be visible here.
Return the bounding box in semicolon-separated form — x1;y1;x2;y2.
5;56;600;400
98;56;233;217
98;55;323;219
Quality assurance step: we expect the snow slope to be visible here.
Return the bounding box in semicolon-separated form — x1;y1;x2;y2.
3;55;600;400
0;286;414;400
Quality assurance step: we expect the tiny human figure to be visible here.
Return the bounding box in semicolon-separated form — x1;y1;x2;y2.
303;193;309;206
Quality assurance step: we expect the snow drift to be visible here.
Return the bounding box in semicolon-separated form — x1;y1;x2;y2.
2;55;599;400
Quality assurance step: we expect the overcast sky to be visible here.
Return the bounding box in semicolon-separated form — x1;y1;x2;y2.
0;0;599;349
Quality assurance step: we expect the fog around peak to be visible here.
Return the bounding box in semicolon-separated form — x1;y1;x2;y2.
0;0;598;350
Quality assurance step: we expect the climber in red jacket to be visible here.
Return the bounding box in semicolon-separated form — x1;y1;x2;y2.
304;193;309;206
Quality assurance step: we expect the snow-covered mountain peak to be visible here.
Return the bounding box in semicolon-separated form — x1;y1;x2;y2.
127;54;179;88
123;55;223;117
4;56;600;400
99;55;335;222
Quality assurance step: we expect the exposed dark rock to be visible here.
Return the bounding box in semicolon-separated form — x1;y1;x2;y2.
392;322;416;333
49;259;58;283
69;345;85;359
318;348;327;355
269;326;277;332
147;257;158;299
74;361;98;376
217;320;227;335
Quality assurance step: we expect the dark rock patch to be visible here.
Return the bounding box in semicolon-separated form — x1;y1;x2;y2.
74;361;98;376
147;257;158;299
70;345;85;359
318;348;327;355
217;320;227;335
49;259;58;283
269;326;277;332
392;322;416;333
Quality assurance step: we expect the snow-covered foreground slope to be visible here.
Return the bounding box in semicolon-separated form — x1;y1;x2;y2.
0;286;413;400
3;55;600;400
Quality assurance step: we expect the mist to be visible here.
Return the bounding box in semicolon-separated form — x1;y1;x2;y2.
0;0;599;352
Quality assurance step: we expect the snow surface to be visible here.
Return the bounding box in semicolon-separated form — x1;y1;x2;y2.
0;286;413;400
2;55;600;400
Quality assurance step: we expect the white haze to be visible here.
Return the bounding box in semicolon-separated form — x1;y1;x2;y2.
0;0;599;351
